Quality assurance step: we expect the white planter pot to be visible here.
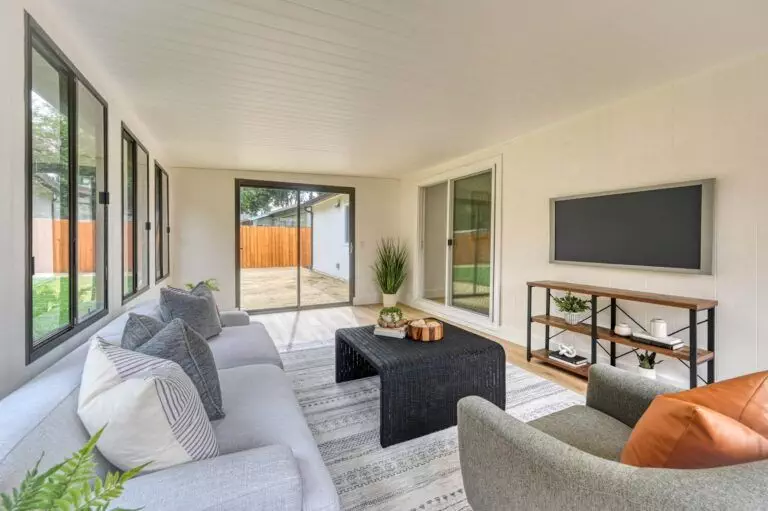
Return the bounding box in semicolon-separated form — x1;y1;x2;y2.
563;311;582;325
382;293;398;307
637;367;657;380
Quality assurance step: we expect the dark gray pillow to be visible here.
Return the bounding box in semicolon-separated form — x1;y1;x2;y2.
121;313;166;350
159;284;222;339
136;318;225;420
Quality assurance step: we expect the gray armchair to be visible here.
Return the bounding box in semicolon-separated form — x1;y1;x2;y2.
457;364;768;511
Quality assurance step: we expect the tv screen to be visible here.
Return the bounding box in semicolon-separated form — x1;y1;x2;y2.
550;180;714;274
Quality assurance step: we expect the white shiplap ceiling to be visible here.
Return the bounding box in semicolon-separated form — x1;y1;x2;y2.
59;0;768;176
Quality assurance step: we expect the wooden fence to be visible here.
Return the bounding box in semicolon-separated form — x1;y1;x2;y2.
33;219;99;274
240;226;312;269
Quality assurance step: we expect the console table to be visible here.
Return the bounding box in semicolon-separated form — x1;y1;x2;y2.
526;281;718;389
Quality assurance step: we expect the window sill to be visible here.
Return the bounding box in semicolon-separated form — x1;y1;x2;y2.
122;284;151;306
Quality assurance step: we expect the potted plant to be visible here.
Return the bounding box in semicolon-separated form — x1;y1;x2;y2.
185;278;220;291
552;291;590;325
378;307;407;328
1;428;143;511
372;238;408;307
636;350;659;379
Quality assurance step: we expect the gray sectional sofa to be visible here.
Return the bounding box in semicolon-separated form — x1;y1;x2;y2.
0;300;340;511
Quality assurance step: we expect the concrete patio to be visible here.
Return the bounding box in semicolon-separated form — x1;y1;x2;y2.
240;267;350;311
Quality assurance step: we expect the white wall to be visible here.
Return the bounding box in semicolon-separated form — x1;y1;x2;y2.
170;167;400;309
0;0;169;398
400;54;768;387
311;195;350;281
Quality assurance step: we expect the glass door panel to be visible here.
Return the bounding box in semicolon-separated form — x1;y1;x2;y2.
238;186;298;311
422;182;448;304
450;171;492;316
299;191;352;307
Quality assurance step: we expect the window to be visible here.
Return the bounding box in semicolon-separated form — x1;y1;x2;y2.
26;14;108;361
122;126;150;300
419;159;500;323
155;163;170;281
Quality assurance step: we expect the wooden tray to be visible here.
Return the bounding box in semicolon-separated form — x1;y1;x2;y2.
407;318;444;342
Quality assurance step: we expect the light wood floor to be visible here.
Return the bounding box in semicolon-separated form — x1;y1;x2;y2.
256;303;587;394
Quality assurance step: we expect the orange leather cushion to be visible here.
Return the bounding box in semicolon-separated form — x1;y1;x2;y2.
668;371;768;437
621;395;768;468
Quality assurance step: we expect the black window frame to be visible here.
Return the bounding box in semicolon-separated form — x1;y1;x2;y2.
155;162;170;283
121;124;151;302
25;13;110;364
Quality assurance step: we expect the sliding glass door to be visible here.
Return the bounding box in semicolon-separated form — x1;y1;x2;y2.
236;180;355;313
420;168;496;318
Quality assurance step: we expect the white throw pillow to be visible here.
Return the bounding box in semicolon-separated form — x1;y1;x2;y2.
77;338;219;472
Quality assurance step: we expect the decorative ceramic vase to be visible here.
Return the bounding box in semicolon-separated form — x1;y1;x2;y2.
563;311;581;325
382;293;397;307
614;323;632;336
650;318;668;338
638;367;657;380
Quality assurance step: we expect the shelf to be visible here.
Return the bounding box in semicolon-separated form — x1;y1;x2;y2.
531;315;715;364
530;349;590;378
527;280;718;311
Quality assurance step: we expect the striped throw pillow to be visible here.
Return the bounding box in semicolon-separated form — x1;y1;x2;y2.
77;339;218;472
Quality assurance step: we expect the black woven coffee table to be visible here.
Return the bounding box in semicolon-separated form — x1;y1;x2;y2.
335;323;506;447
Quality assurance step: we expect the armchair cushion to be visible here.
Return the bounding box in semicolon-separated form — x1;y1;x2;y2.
621;395;768;469
668;370;768;437
529;405;631;461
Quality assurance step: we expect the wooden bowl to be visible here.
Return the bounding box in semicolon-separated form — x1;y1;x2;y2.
407;318;444;342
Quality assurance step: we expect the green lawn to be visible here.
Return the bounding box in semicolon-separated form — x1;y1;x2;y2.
453;264;491;287
32;275;98;341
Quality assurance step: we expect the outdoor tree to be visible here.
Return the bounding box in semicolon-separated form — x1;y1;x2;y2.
239;188;321;218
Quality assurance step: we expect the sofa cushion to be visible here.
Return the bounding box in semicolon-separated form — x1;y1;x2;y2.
135;319;225;420
160;285;222;339
208;322;283;370
621;395;768;469
0;343;117;493
215;364;340;511
78;340;219;472
529;405;632;461
92;301;163;345
115;446;303;511
121;313;166;350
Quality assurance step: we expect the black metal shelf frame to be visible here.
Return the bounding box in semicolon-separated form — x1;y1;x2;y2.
526;285;716;389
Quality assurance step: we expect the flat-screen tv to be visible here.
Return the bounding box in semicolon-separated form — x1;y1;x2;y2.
550;179;714;274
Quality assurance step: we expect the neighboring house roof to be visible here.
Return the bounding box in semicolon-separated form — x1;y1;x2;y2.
254;192;340;220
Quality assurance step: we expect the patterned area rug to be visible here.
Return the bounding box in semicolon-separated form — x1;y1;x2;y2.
281;343;584;511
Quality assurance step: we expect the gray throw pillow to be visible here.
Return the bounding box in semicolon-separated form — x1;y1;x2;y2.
159;285;222;339
135;318;225;421
121;313;166;350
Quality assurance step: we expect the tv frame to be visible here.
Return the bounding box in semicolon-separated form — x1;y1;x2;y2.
549;179;715;275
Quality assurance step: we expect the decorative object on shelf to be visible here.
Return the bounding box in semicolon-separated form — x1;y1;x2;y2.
636;350;659;379
614;322;632;336
552;291;590;325
631;331;684;350
373;238;408;307
557;343;577;358
407;318;444;342
185;278;220;291
377;307;408;328
650;318;668;338
0;427;144;511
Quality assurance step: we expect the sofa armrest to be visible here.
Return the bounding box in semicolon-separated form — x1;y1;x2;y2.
114;445;302;511
220;310;251;328
586;364;678;428
457;396;768;511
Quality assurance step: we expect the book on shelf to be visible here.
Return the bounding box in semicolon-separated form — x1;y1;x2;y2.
547;350;588;367
631;332;684;351
374;326;406;339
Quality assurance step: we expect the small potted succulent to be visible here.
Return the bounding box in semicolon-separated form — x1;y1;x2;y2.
378;307;408;328
636;350;659;379
552;291;590;325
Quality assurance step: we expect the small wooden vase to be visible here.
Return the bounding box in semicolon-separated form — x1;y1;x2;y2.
407;318;444;342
